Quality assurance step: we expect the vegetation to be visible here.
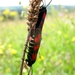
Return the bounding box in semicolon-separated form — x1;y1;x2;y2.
0;6;75;75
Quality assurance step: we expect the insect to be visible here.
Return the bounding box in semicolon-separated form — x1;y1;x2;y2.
20;0;52;75
25;6;47;67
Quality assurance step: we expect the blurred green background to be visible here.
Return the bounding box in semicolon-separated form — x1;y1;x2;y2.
0;5;75;75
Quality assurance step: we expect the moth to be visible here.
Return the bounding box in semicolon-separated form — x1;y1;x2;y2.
25;6;47;67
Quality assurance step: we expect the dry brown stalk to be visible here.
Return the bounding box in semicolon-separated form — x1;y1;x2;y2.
20;0;42;75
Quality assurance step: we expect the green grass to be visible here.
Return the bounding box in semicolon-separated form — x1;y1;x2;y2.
0;10;75;75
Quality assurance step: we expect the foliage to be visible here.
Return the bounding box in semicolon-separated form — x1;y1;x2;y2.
0;9;19;21
0;16;4;21
0;6;28;21
0;7;75;75
3;9;10;19
9;11;18;20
